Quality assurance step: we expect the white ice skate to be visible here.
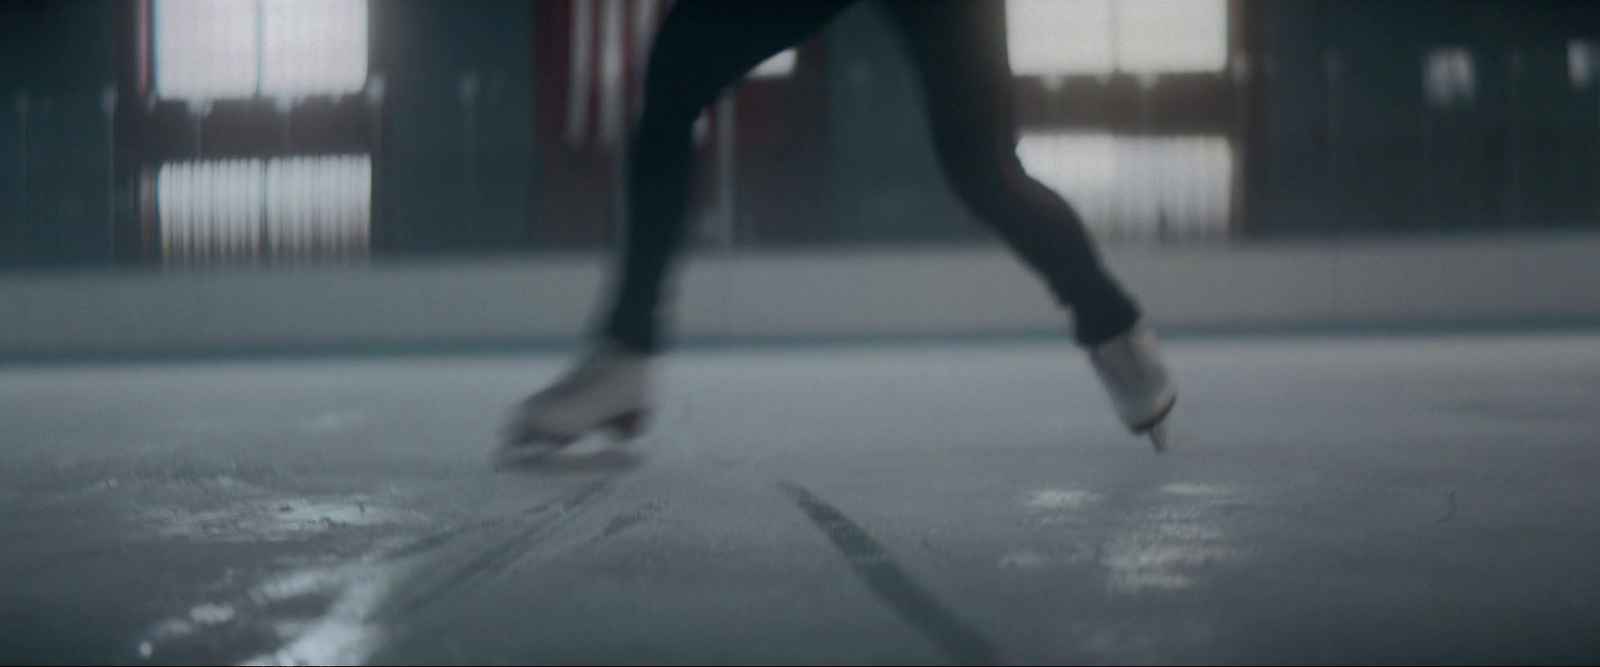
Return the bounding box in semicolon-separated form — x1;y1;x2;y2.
1088;320;1176;452
497;343;653;462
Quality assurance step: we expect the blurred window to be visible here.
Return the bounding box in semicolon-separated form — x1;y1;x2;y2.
1017;132;1233;240
1006;0;1228;78
154;0;368;101
150;0;372;264
157;156;372;263
1423;47;1475;107
1571;40;1597;90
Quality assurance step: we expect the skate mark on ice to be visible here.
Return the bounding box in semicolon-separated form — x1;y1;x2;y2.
780;482;1001;667
1438;489;1460;524
494;447;644;474
377;480;612;621
599;500;665;541
370;493;581;565
148;485;610;666
380;522;482;562
1437;470;1488;525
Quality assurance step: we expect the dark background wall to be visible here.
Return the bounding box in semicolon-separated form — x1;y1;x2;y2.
373;0;536;256
824;2;978;246
0;0;118;268
1256;0;1600;236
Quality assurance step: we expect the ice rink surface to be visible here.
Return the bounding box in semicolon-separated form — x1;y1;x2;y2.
1;331;1597;665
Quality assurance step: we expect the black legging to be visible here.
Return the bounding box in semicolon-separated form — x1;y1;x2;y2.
599;0;1141;352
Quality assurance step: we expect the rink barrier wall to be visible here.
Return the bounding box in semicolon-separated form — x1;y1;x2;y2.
0;232;1597;358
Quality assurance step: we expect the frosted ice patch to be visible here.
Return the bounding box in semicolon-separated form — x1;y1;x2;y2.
141;497;413;542
150;618;193;640
1025;489;1098;511
296;411;368;435
1100;484;1248;594
143;558;407;667
138;604;235;660
1103;540;1240;593
999;550;1051;569
189;603;236;625
1159;483;1233;498
274;620;312;640
250;566;351;605
239;562;400;667
1156;523;1224;542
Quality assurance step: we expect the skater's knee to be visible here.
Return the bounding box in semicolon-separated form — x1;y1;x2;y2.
639;62;724;130
941;147;1029;212
638;88;708;133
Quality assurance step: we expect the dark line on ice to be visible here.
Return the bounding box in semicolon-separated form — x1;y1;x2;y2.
781;482;1001;666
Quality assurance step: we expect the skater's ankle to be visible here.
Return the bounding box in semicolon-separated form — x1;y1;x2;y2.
1078;318;1143;349
598;336;655;357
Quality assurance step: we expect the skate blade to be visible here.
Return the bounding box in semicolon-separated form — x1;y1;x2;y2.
492;408;650;470
1147;420;1168;453
491;441;560;469
491;427;576;468
1133;394;1176;454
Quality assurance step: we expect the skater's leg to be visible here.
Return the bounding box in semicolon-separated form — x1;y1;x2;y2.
501;2;851;455
880;0;1141;347
884;0;1174;446
599;0;854;354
